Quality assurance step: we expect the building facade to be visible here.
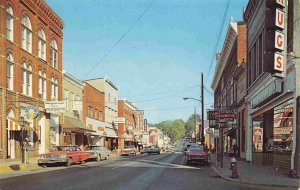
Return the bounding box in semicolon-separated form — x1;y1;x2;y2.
244;0;298;175
211;20;247;158
85;77;119;151
118;99;143;151
82;82;105;147
0;0;63;159
62;71;94;148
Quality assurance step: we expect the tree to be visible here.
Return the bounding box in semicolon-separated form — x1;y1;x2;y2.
184;114;201;133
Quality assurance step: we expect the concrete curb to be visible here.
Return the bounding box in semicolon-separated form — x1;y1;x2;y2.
0;164;40;172
209;165;300;189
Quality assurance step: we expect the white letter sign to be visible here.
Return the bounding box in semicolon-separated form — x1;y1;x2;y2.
274;53;284;72
275;31;284;51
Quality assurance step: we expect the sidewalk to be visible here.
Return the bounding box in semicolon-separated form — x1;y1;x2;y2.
0;157;40;172
209;153;300;188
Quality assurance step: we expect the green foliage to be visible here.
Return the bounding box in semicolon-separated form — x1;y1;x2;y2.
149;114;200;142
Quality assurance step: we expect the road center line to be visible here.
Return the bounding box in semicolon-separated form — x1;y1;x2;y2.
111;162;136;170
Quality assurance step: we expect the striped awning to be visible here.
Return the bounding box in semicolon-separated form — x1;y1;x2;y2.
7;118;21;131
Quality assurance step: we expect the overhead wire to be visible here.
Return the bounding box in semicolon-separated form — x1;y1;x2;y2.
82;0;156;79
206;0;232;79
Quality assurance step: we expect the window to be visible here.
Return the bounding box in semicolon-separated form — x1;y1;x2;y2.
21;15;32;53
6;5;14;41
21;62;32;96
50;39;58;69
38;70;47;100
38;28;46;61
6;53;14;90
64;89;69;110
70;92;75;110
51;77;58;100
88;107;93;118
99;111;103;121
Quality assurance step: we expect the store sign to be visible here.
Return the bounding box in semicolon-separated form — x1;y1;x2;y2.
113;117;125;124
45;101;66;113
265;0;286;74
25;105;39;119
144;119;148;132
98;126;105;131
133;110;144;115
251;79;282;109
207;111;218;120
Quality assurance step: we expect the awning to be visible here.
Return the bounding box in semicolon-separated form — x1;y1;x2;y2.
63;116;95;133
7;118;21;131
105;127;118;138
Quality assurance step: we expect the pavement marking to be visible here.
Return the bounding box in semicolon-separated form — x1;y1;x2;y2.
138;159;200;170
111;162;136;170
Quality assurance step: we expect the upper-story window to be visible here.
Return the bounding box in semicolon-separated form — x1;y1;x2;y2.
21;62;32;96
21;15;32;53
6;5;14;42
38;28;46;61
88;107;93;118
64;89;69;110
51;77;58;100
6;52;14;91
99;111;103;121
50;39;58;69
38;70;47;100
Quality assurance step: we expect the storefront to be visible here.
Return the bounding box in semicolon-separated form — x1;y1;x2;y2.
86;117;106;146
105;126;118;151
63;116;95;149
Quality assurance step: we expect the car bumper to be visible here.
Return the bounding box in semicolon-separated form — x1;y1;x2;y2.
38;158;68;164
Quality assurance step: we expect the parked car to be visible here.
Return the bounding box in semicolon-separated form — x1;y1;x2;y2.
147;145;161;155
85;145;111;161
121;145;137;155
140;146;150;154
185;146;209;165
38;145;90;167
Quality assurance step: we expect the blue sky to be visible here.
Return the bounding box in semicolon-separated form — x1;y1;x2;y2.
45;0;248;123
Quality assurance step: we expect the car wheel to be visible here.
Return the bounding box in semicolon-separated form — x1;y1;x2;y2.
80;160;85;164
65;158;72;167
96;155;101;162
105;155;109;160
186;160;190;165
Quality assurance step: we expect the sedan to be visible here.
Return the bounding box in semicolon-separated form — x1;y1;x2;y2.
186;146;209;165
38;145;90;167
121;145;137;156
85;145;111;161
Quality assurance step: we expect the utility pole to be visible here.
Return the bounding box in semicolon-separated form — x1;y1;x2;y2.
201;72;204;145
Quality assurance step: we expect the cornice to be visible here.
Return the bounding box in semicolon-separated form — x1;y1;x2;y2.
211;21;238;90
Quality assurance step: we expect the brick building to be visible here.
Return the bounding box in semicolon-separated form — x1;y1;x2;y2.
83;82;105;147
118;99;143;151
211;20;247;158
0;0;63;159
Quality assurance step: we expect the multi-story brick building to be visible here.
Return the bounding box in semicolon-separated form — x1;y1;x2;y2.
83;82;105;147
84;77;119;151
0;0;63;159
118;99;143;151
211;20;247;158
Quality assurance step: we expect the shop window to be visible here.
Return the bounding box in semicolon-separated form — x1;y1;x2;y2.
273;100;293;152
252;115;263;152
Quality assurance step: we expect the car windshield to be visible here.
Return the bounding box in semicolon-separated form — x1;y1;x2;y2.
188;147;204;151
50;146;74;152
86;146;101;150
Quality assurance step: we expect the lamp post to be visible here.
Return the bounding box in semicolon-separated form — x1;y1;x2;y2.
19;117;25;164
183;97;204;145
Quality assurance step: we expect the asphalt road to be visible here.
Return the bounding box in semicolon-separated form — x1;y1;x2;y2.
0;151;289;190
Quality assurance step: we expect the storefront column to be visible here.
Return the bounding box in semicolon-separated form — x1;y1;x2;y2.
246;105;252;162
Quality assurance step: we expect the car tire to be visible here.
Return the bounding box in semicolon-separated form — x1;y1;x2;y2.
186;160;190;165
80;160;85;164
105;155;109;160
96;155;101;162
65;158;72;167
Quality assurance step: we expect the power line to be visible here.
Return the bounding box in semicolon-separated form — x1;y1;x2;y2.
82;0;156;79
207;0;231;78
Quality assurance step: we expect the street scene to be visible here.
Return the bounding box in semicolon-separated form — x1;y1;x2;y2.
0;0;300;189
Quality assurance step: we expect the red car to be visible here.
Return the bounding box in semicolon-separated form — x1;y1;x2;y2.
38;145;90;167
186;146;209;165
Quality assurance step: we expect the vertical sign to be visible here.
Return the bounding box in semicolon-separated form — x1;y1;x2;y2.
144;119;148;132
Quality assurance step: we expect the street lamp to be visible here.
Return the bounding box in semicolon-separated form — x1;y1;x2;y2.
183;97;204;145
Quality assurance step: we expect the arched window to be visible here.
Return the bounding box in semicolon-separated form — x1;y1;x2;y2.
6;5;14;41
50;39;58;68
21;62;32;96
6;52;14;90
21;15;32;53
38;70;47;100
38;28;46;60
51;77;58;100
